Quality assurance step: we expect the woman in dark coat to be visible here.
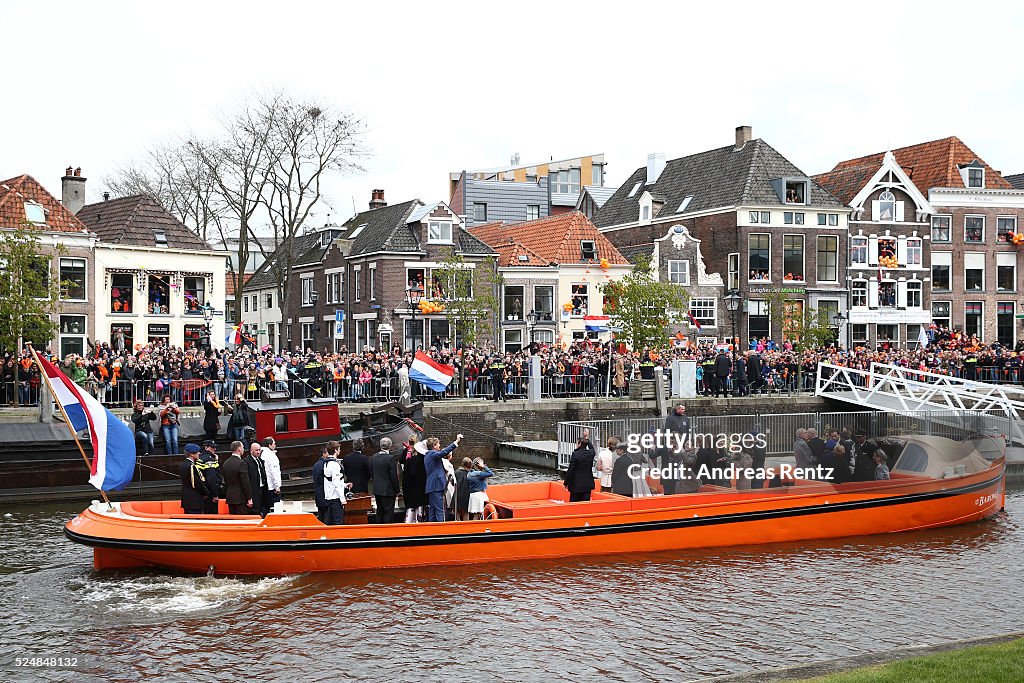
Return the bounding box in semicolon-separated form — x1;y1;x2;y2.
401;436;427;523
202;390;222;441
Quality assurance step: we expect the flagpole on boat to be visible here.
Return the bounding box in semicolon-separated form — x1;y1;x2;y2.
26;342;114;509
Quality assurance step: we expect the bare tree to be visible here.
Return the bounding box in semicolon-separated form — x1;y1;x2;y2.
261;96;364;332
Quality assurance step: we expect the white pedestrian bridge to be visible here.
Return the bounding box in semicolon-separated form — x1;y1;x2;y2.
816;362;1024;445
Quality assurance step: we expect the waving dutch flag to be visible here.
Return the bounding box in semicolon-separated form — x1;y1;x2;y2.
409;351;455;392
37;355;136;491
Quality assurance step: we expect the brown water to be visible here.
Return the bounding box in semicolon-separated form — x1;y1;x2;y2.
1;469;1021;683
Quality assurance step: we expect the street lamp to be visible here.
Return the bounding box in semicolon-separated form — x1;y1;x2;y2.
526;309;539;343
832;310;847;349
201;304;213;350
724;288;742;350
406;284;424;350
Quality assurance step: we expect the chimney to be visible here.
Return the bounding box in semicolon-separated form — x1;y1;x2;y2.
369;189;387;210
103;192;110;201
646;153;666;185
735;125;752;150
510;152;521;166
61;165;87;215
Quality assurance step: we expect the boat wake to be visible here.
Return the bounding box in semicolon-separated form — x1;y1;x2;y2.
74;572;298;614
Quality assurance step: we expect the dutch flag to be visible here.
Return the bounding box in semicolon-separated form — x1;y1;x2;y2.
37;355;136;491
409;351;455;392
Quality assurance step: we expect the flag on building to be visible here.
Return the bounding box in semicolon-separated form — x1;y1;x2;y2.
584;315;610;332
687;311;702;332
37;355;136;491
409;351;455;392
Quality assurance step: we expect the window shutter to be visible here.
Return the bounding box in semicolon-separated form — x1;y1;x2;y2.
868;236;879;265
896;279;908;308
868;280;879;308
896;236;907;265
895;201;905;222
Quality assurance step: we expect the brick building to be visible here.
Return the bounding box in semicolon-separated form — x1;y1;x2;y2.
468;211;631;350
592;127;850;344
814;151;934;349
826;137;1024;345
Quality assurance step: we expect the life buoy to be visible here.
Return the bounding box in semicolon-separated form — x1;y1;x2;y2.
405;418;423;432
483;503;498;521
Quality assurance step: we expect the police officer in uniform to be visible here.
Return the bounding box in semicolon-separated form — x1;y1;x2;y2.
196;440;223;514
489;355;507;402
180;443;209;515
639;354;656;380
302;354;325;395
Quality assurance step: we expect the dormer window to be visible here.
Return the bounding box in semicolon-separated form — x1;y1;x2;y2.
428;221;452;244
580;240;597;261
24;202;46;225
959;161;985;188
785;180;807;204
641;205;650;221
154;230;168;247
878;191;896;221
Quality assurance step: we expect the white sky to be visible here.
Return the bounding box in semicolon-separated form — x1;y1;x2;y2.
4;0;1024;227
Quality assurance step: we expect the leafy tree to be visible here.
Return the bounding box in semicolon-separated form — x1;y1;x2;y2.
430;250;502;396
0;223;66;404
599;255;690;352
762;289;836;389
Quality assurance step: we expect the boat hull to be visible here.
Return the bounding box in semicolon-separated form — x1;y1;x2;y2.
65;460;1006;575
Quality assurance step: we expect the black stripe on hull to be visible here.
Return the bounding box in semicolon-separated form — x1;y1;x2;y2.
65;471;1005;553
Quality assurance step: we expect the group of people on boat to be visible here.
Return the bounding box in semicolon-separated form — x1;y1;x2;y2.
178;431;495;525
562;403;899;500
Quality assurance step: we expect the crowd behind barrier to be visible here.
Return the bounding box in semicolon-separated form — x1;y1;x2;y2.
1;323;1020;407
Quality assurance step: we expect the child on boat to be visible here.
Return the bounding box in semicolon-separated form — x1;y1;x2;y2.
467;457;494;520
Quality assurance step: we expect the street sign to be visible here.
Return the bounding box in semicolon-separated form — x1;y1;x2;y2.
255;329;268;334
212;309;224;316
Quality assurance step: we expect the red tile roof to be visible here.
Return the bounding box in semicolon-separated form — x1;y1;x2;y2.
469;211;629;267
828;136;1013;197
0;174;91;233
812;164;878;206
225;273;252;297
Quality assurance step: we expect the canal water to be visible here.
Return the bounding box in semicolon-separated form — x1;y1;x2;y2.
2;468;1022;683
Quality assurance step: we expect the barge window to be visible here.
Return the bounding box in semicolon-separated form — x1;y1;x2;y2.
306;411;319;430
894;443;928;473
275;414;289;432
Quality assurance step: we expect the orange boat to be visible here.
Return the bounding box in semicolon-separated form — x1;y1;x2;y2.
64;436;1006;576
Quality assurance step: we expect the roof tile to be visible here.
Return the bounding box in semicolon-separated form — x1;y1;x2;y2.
0;174;91;233
469;211;629;266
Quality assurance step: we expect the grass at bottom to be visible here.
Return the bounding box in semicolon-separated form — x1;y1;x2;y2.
803;637;1024;682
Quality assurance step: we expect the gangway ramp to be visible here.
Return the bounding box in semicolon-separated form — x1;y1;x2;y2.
816;362;1022;445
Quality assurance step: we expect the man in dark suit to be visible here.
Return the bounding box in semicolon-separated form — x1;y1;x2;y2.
343;438;372;495
370;436;402;523
807;428;826;467
563;430;596;502
312;444;331;523
714;350;732;398
221;440;252;515
746;351;764;394
243;442;267;516
179;443;208;514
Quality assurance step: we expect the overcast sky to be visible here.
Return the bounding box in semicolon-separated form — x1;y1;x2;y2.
5;1;1024;227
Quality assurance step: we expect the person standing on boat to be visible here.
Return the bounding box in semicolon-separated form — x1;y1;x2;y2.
198;440;223;514
261;437;282;514
323;446;352;525
665;404;691;445
343;438;372;495
564;432;597;502
467;457;494;519
226;394;251;446
873;450;891;480
455;457;473;521
222;441;253;515
202;390;222;442
424;435;464;522
595;437;618;493
793;429;813;469
401;437;428;523
370;436;402;524
244;442;267;517
180;443;209;515
312;443;335;523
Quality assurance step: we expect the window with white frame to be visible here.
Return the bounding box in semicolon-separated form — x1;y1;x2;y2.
353;266;361;301
503;285;524;320
931;215;951;242
851;324;869;346
932;252;951;291
932;301;951;329
301;323;314;349
60;258;86;301
668;260;689;284
570;283;589;316
851;280;868;307
998;216;1017;242
748;234;770;280
473;203;487;223
816;235;838;282
728;253;739;290
369;265;377;300
784;180;807;204
428;221;452;243
906;237;923;266
998;252;1016;292
877;190;896;221
551;168;581;195
907;280;922;308
749;211;760;224
851;236;868;265
24;202;46;225
965;252;985;291
326;272;341;304
689;298;717;328
967;167;984;188
998;302;1015;346
526;205;540;221
301;276;314;306
965;301;983;338
965;215;984;242
783;235;804;281
265;292;273;309
503;328;524;352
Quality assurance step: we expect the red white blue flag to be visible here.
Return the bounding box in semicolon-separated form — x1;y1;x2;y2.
687;311;702;332
38;355;136;491
584;315;610;332
409;351;455;392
